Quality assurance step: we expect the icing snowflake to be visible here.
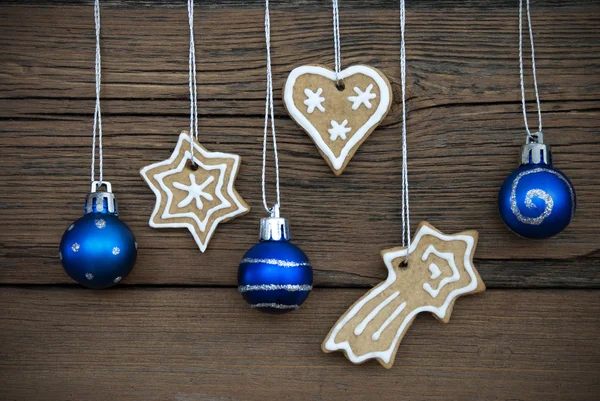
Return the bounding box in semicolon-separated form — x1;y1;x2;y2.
303;88;325;113
173;174;215;210
328;120;351;141
347;84;376;110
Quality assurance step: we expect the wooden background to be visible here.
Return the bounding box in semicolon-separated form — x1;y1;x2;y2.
1;0;599;399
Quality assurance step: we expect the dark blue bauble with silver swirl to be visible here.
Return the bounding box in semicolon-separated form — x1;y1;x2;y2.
59;183;137;289
498;133;576;239
238;213;312;314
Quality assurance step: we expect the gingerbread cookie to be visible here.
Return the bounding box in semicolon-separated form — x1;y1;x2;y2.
283;65;393;175
322;222;485;368
140;132;249;252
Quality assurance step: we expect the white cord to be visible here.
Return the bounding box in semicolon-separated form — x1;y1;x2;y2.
332;0;342;82
91;0;103;184
261;0;281;215
188;0;199;160
400;0;411;254
519;0;543;139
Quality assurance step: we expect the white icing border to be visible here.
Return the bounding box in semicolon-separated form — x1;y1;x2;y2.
284;65;391;172
140;133;249;252
323;224;478;365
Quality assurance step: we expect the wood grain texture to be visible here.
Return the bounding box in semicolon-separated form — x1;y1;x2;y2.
0;4;599;286
0;287;599;401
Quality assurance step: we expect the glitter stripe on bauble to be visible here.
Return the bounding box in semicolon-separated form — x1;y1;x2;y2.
238;212;313;314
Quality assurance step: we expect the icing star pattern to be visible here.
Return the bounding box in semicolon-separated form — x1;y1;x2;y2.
303;88;325;113
347;84;377;110
328;119;351;141
173;174;215;210
140;132;249;252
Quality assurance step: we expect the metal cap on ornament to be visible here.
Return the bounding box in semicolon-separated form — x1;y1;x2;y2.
85;181;118;216
520;131;552;166
259;204;291;241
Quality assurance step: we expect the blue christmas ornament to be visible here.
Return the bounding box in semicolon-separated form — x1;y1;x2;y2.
498;132;576;239
60;182;137;289
238;207;313;314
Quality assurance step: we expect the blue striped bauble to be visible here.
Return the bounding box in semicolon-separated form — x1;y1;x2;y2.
238;240;313;314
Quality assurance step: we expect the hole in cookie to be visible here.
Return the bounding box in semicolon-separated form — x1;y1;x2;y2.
399;260;409;269
188;160;199;171
335;80;345;91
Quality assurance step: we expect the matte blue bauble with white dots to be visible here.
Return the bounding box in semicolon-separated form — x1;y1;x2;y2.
238;215;312;314
59;184;137;289
498;134;576;239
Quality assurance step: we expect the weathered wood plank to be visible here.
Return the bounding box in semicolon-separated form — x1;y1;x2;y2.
0;6;598;116
0;288;598;401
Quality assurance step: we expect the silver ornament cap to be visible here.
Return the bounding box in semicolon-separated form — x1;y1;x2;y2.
259;204;291;241
85;181;118;216
521;131;552;165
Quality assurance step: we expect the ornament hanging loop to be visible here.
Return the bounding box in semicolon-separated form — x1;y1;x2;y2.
90;180;112;194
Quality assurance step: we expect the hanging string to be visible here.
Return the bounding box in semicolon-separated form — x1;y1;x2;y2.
399;0;411;255
188;0;199;160
519;0;543;139
332;0;342;82
261;0;281;215
91;0;103;184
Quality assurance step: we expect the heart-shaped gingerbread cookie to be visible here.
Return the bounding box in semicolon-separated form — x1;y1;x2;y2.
284;65;392;175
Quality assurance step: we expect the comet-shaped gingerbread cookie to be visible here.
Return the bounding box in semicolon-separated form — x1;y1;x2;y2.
322;222;485;368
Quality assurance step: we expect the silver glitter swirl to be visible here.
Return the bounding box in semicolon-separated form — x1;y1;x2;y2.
71;243;80;252
249;303;299;310
240;257;311;268
238;284;312;293
95;219;106;229
112;247;120;255
510;167;574;226
85;273;94;280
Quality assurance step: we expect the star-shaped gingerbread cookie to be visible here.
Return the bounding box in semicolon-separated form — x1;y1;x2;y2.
140;132;249;252
322;222;485;368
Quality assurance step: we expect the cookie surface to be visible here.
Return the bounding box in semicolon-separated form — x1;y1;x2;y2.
283;65;392;175
140;132;249;252
322;222;486;368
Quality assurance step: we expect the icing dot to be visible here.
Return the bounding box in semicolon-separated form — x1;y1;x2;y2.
112;247;120;255
71;243;80;252
67;224;74;231
95;219;106;229
85;273;94;280
113;276;122;284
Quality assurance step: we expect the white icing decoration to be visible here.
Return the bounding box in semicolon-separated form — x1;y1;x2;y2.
421;245;460;298
112;247;120;256
303;88;325;113
95;219;106;229
328;119;351;141
354;291;400;336
113;276;122;283
85;273;94;280
347;84;376;110
429;263;441;279
372;302;407;341
284;65;391;172
323;224;478;365
140;133;249;253
173;174;215;210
